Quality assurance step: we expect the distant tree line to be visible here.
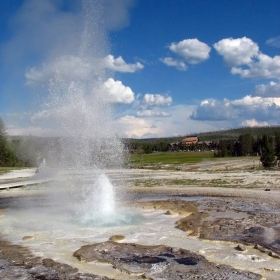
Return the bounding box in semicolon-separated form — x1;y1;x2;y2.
125;138;170;154
197;126;280;141
1;114;280;169
0;117;38;167
0;117;18;166
215;133;280;168
124;131;280;168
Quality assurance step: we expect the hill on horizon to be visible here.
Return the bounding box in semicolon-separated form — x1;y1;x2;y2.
8;126;280;144
126;126;280;144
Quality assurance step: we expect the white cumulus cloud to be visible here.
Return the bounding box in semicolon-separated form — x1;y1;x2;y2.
252;81;280;97
118;115;160;138
191;95;280;122
213;37;259;66
140;93;172;108
103;54;144;73
191;99;238;121
214;37;280;80
102;78;135;104
160;57;187;71
118;105;220;138
241;119;269;127
231;53;280;79
169;38;211;64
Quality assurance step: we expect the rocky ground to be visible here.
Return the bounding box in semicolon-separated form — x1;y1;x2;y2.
73;241;262;280
136;199;280;258
0;239;112;279
0;162;280;279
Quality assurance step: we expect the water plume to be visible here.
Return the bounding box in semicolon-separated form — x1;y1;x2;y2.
42;0;126;225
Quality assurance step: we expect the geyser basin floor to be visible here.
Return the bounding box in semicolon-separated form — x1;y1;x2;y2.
1;168;280;279
2;201;278;279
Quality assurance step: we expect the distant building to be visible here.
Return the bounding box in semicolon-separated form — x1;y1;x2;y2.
168;142;181;151
182;136;199;146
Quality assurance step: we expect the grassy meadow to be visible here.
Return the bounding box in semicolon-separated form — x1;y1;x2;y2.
129;151;215;167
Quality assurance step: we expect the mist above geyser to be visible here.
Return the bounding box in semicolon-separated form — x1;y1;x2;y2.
38;0;131;223
41;0;125;170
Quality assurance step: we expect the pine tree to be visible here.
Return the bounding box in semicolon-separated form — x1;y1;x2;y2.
260;135;276;169
0;117;17;166
275;132;280;158
275;132;280;167
238;133;254;156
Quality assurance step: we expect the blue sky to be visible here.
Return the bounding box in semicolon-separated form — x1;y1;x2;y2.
0;0;280;138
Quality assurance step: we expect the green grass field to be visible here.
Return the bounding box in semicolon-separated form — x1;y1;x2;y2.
129;151;215;166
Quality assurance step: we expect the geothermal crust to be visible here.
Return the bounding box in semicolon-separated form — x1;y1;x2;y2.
141;199;280;258
1;165;280;279
0;240;111;280
73;241;262;280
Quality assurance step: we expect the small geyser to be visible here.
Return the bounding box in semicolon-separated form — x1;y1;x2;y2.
80;173;117;226
94;173;116;216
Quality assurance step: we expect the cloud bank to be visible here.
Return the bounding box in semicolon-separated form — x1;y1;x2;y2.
252;81;280;97
191;95;280;126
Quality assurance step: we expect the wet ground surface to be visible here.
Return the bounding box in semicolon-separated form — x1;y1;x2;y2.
1;193;274;279
136;196;280;258
194;197;280;257
0;168;56;190
1;167;280;279
73;241;262;280
0;240;111;280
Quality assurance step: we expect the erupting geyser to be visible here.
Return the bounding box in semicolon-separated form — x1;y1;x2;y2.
42;0;127;225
